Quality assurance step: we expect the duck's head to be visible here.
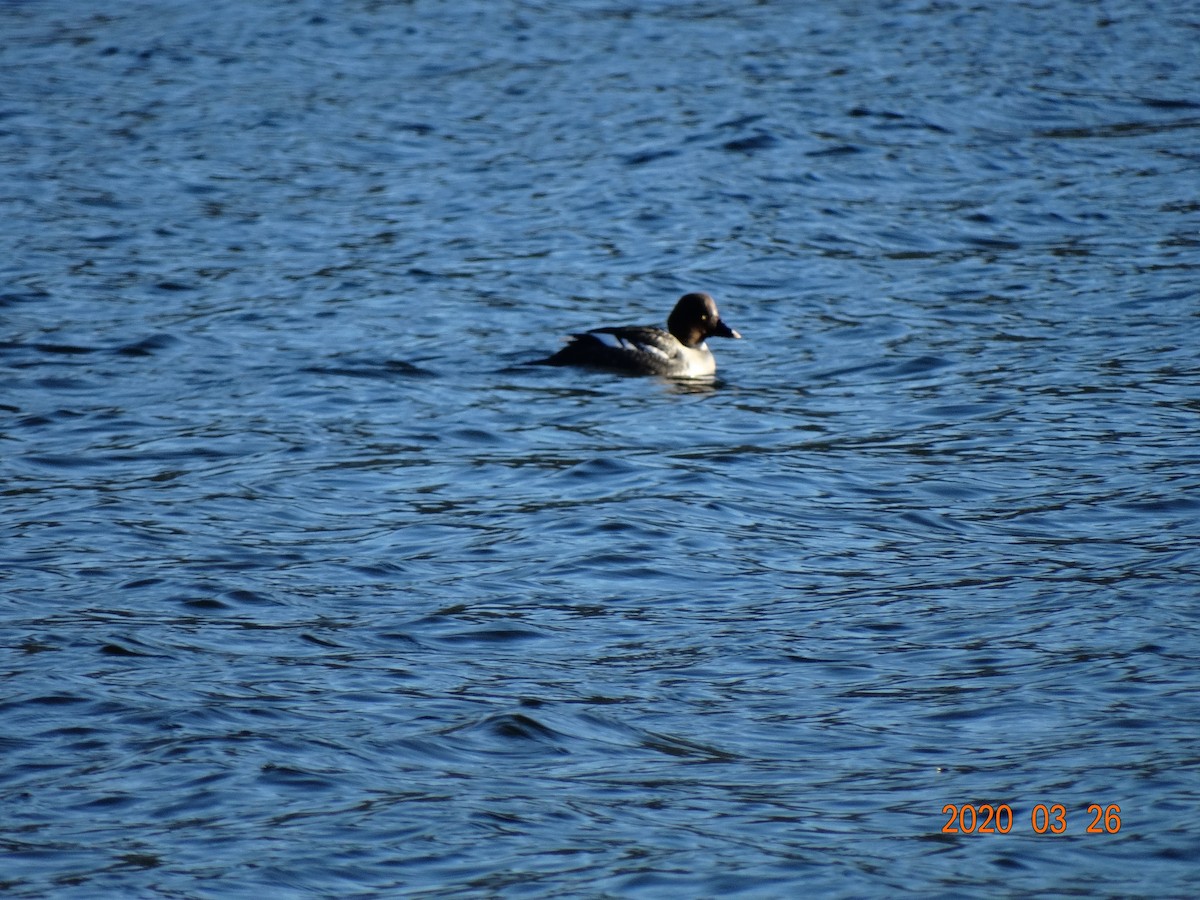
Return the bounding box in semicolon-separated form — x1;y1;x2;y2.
668;292;741;348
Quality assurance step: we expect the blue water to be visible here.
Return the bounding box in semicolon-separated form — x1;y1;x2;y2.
3;1;1199;896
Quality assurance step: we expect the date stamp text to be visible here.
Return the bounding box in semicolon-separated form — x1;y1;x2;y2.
941;803;1122;835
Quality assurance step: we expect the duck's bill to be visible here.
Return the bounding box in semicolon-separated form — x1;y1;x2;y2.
714;320;741;339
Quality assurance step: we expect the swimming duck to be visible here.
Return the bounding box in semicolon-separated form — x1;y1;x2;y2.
536;292;740;377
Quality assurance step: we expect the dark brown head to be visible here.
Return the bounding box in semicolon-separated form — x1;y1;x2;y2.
667;292;741;348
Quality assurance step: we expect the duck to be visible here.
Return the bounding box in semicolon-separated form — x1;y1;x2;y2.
536;292;740;377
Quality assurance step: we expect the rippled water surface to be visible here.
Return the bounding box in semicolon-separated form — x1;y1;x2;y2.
3;0;1200;896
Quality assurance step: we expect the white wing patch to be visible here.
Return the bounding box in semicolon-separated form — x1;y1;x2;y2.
589;331;628;350
589;330;673;361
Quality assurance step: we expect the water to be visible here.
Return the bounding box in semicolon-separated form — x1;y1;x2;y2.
3;0;1199;896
